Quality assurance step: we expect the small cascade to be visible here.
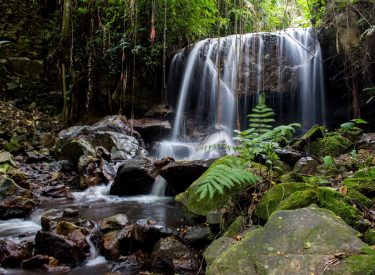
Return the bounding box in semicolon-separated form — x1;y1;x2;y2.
85;223;106;266
150;176;168;196
159;27;325;160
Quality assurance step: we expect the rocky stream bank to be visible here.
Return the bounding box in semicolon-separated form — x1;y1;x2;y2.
0;101;375;274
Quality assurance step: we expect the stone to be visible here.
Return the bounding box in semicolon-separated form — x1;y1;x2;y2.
35;230;84;266
22;254;51;269
207;205;374;275
0;238;31;267
293;156;320;175
275;148;304;166
290;124;324;151
56;221;80;236
134;219;177;246
204;236;234;269
63;208;79;218
100;214;129;233
255;182;362;226
159;159;215;194
364;228;375;245
110;158;157;196
133;118;172;143
0;151;17;167
311;133;353;157
101;225;135;260
40;184;70;198
151;236;199;273
183;226;214;249
0;175;36;219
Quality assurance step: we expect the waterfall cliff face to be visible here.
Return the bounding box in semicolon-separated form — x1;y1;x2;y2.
159;28;326;160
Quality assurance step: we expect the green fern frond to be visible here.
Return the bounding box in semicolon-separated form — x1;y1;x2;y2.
196;157;260;200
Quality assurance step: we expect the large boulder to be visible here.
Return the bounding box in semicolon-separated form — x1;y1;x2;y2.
159;159;215;194
311;133;353;157
254;182;362;226
206;205;375;274
0;238;31;267
54;115;146;165
0;175;36;219
110;157;157;196
133;118;171;143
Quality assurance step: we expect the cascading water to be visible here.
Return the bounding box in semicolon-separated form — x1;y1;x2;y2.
158;27;325;160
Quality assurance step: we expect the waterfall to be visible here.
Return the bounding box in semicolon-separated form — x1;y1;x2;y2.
159;28;325;160
150;176;168;196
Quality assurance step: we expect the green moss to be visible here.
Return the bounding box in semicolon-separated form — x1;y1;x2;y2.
326;254;375;275
311;133;353;157
343;177;375;197
364;229;375;245
4;137;22;154
223;216;247;238
255;182;362;226
346;189;373;208
302;175;330;186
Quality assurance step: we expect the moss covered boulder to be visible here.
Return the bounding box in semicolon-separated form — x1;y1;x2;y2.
311;133;353;157
255;182;362;226
206;205;375;275
343;167;375;197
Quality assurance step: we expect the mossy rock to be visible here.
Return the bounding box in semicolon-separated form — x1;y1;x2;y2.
364;228;375;245
325;253;375;275
343;167;375;197
302;175;330;186
4;137;23;154
223;216;247;238
311;133;353;157
255;182;362;226
290;124;324;151
207;206;373;275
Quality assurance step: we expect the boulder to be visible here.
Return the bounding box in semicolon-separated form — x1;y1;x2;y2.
0;238;31;267
134;219;177;246
40;184;70;198
255;182;361;226
343;166;375;197
275;148;304;166
159;159;215;194
54;115;146;165
0;175;36;219
101;225;135;260
183;225;214;249
293;156;320;175
133;118;172;143
100;214;129;233
34;231;84;266
311;133;353;157
110;158;157;196
207;205;375;274
151;236;199;273
22;255;51;269
0;151;17;167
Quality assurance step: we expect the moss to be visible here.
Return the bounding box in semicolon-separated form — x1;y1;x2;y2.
4;137;22;154
343;177;375;197
311;133;353;157
346;189;373;208
290;124;324;151
223;216;247;238
255;182;362;226
326;254;375;275
302;175;330;186
364;229;375;245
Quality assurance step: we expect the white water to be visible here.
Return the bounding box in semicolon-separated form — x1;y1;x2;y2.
159;28;325;160
150;176;168;196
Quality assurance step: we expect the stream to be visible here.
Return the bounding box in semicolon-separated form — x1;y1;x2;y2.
0;182;186;274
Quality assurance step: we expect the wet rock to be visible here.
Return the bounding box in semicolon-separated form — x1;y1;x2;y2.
41;215;57;231
110;158;157;196
22;255;51;269
63;208;79;218
293;157;320;175
275;148;304;167
133;118;172;143
0;175;36;219
101;214;129;233
0;238;31;267
42;264;71;273
35;230;84;266
111;254;143;274
101;225;135;260
151;236;199;273
183;225;214;249
40;184;70;198
357;133;375;151
68;229;89;250
134;219;177;246
78;155;103;188
56;221;81;236
159;159;215;194
207;205;374;275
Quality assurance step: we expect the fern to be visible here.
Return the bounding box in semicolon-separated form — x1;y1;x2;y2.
195;156;260;200
247;93;275;134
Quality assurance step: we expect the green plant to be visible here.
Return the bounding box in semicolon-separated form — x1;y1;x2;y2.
196;155;260;200
247;93;275;134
